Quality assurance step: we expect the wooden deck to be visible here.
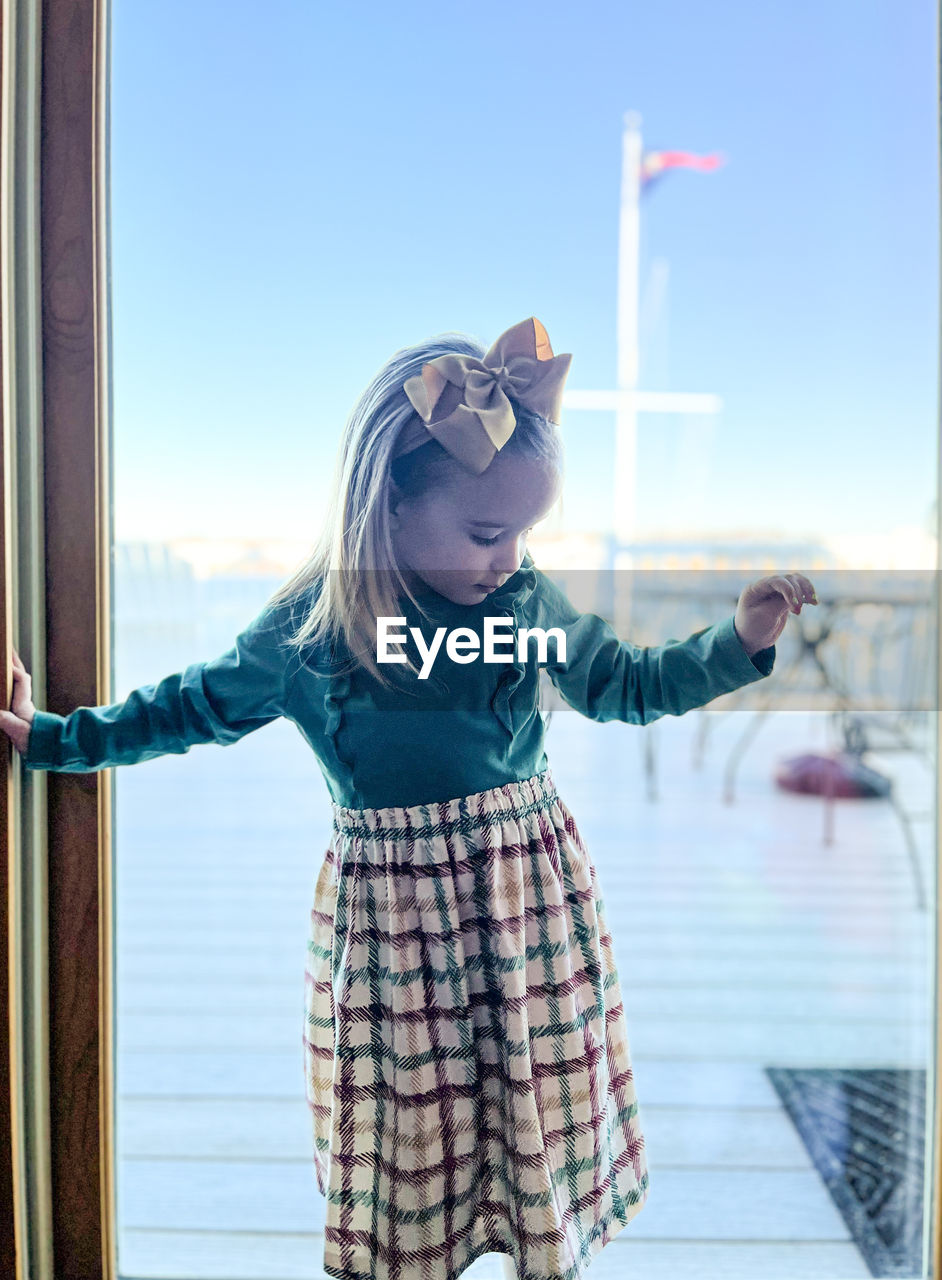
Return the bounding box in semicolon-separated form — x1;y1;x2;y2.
111;699;934;1280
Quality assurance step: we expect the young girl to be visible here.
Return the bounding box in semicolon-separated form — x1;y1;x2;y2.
3;316;816;1280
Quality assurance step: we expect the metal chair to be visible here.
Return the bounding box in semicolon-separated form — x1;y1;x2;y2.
715;587;936;911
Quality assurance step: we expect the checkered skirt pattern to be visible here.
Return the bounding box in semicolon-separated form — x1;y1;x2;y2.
303;768;649;1280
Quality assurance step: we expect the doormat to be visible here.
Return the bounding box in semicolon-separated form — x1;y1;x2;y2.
765;1068;927;1278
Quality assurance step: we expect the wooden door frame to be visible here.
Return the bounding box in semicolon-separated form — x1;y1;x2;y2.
2;0;115;1276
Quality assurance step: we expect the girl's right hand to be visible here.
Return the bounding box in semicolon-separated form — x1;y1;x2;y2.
0;648;36;756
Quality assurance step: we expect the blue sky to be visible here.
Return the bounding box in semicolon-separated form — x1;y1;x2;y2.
111;0;938;547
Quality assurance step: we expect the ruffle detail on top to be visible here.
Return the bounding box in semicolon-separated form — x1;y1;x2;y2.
487;553;539;738
322;663;352;761
314;630;366;800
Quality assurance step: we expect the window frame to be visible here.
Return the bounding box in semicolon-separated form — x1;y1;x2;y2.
2;0;116;1276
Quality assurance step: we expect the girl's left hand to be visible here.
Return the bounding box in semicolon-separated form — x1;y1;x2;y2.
733;573;818;657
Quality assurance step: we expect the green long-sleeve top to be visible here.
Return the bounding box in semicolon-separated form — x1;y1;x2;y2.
22;555;776;809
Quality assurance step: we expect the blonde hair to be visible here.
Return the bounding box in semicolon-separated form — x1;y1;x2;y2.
266;328;562;688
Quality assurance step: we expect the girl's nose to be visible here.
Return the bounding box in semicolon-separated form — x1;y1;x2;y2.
489;535;526;579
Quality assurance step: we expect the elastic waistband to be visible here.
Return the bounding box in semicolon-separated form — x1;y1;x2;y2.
330;768;559;843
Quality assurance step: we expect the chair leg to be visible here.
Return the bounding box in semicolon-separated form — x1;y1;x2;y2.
822;777;835;847
643;726;657;802
723;705;774;803
887;787;930;913
691;708;711;770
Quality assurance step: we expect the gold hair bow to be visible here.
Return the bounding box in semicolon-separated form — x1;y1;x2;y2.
393;316;572;475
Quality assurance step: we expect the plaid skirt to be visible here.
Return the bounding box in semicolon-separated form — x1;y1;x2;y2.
303;768;649;1280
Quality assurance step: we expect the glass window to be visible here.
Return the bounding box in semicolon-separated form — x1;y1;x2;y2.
112;3;938;1276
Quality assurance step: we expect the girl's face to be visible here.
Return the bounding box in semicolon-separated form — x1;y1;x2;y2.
390;451;561;606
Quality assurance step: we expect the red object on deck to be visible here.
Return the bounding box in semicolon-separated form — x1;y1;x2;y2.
774;752;892;799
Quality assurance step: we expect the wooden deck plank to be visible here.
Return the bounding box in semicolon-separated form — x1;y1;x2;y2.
114;974;930;1019
116;1160;850;1241
114;1013;928;1064
116;1230;526;1280
116;1095;813;1170
115;1229;875;1280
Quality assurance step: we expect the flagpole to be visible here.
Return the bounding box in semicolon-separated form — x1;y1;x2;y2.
614;110;642;627
560;115;725;629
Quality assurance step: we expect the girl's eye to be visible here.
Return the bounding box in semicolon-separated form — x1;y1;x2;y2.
470;526;534;548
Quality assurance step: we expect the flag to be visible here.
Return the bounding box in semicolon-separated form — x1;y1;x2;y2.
641;149;726;194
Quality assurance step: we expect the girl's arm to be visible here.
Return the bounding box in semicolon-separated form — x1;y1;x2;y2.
10;599;296;773
531;568;775;726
